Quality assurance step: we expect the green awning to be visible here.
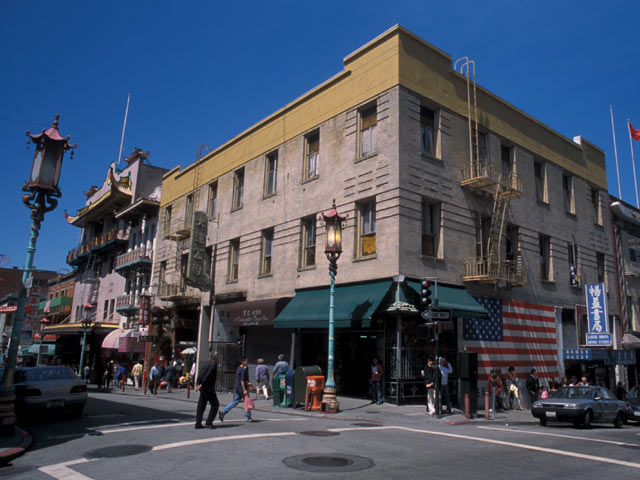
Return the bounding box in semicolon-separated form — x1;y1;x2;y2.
20;344;56;356
274;280;393;329
407;281;488;318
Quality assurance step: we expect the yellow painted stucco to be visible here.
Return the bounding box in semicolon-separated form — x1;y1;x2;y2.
161;25;607;206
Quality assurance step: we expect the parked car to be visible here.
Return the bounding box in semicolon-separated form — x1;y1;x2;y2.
10;366;87;417
532;386;627;428
625;386;640;423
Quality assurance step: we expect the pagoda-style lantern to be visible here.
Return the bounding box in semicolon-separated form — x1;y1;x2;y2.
322;199;347;260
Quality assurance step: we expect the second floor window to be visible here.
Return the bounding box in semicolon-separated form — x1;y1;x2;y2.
539;235;551;281
228;239;239;281
260;229;273;276
596;252;605;284
232;168;244;210
357;200;376;257
304;132;319;181
208;181;218;218
359;106;377;158
534;161;546;203
185;193;194;225
264;151;278;197
300;217;316;268
421;200;441;257
591;188;601;224
420;107;436;157
563;174;574;214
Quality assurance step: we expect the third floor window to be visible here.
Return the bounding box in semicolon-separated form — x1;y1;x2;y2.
304;132;319;181
232;168;244;210
359;105;377;158
208;181;218;218
357;199;376;257
420;106;437;157
264;151;278;197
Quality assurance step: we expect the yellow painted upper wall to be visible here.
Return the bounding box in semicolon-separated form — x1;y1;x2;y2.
162;25;607;206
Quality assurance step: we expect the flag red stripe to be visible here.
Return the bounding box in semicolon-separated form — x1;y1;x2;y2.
465;347;557;355
503;323;556;333
502;311;555;323
503;300;555;312
478;360;558;367
503;335;556;344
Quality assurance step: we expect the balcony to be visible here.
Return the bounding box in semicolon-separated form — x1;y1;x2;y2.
157;283;201;303
115;248;153;275
163;217;191;241
116;294;141;315
67;227;128;265
462;257;527;286
625;261;640;278
38;296;73;316
460;164;523;199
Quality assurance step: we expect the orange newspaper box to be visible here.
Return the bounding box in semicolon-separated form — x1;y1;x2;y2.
304;375;325;411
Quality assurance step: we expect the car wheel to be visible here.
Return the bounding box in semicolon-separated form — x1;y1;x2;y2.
69;404;84;417
539;417;547;426
583;410;593;428
614;412;623;429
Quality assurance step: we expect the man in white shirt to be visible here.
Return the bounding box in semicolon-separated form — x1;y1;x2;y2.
439;357;453;413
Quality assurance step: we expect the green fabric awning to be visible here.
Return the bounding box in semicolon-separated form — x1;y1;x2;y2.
274;280;393;329
20;344;56;356
407;281;488;318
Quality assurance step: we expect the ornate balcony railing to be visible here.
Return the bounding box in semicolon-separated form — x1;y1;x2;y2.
115;248;153;272
67;227;129;265
462;257;527;286
157;283;201;302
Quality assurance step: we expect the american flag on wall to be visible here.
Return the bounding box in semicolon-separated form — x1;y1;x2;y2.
462;297;559;381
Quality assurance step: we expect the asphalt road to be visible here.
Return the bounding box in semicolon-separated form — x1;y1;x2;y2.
2;391;640;479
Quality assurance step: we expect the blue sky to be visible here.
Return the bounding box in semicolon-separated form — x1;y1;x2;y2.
1;1;639;272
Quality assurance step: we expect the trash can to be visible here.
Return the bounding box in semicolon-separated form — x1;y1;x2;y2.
284;370;295;407
304;375;325;411
294;365;323;407
272;375;286;407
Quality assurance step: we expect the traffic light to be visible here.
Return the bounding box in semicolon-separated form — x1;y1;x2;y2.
421;279;432;308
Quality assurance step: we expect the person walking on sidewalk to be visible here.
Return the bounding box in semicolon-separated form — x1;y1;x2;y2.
131;361;143;390
526;368;539;406
219;358;253;422
165;363;175;393
423;357;438;415
506;366;523;410
439;357;453;414
370;357;383;404
115;364;126;389
195;352;220;429
255;358;270;400
272;354;289;378
150;363;161;395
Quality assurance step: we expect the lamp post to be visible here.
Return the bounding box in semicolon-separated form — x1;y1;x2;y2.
320;199;347;414
78;320;92;379
0;115;75;435
36;317;49;366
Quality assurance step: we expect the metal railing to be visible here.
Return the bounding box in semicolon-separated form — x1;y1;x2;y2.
115;247;153;269
460;164;523;196
67;227;129;264
157;282;202;301
624;262;640;278
163;217;191;240
116;294;138;310
462;257;527;285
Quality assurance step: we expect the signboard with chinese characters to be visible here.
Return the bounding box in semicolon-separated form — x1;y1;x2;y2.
218;298;291;327
585;283;610;345
186;211;212;291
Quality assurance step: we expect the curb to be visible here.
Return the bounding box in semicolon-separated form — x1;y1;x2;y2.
0;427;32;466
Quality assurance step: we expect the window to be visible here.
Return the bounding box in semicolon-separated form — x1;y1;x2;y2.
109;299;115;319
158;261;167;288
501;144;512;180
208;181;218;218
357;200;376;257
475;214;491;259
472;131;488;169
359;105;377;158
534;161;546;203
591;188;601;224
164;205;172;236
420;107;436;157
232;168;244;210
228;238;239;281
630;234;640;264
596;252;605;284
103;300;108;321
260;229;274;276
304;132;319;181
185;193;194;225
421;200;441;257
568;243;579;286
539;235;551;281
180;253;188;289
300;217;316;268
264;151;278;197
562;174;574;214
505;225;519;261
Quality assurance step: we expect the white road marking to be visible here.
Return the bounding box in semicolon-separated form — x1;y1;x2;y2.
152;431;296;451
97;417;305;434
478;426;640;447
39;458;95;480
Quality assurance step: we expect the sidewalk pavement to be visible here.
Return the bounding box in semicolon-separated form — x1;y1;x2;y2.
90;384;536;426
0;426;32;466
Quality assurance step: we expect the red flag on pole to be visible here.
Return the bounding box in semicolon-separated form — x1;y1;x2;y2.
630;122;640;141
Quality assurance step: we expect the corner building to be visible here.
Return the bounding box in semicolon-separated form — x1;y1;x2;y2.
156;26;613;404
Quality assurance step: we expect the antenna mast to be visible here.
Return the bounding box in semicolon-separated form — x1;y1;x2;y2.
117;93;131;166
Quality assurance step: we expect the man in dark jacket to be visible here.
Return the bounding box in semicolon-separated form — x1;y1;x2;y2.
526;368;539;406
195;352;220;429
423;358;438;415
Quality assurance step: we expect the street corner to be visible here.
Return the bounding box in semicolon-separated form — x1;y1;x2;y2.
0;426;32;466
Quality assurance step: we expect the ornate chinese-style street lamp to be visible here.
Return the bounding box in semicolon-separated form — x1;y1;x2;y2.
0;115;75;435
320;199;347;413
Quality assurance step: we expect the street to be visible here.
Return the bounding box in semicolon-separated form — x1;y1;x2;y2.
2;389;640;479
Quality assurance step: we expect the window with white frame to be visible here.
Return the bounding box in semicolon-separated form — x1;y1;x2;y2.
359;106;377;158
260;229;273;276
232;168;244;210
591;188;601;225
534;161;547;203
300;217;316;268
208;181;217;218
264;151;278;197
304;132;319;181
228;238;239;281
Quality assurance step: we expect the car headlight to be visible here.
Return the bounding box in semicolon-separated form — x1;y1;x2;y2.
564;403;583;409
532;401;541;408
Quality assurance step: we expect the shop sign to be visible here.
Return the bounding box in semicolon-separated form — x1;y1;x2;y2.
612;349;637;365
563;349;593;360
186;211;212;292
585;283;610;347
586;333;613;347
219;298;291;327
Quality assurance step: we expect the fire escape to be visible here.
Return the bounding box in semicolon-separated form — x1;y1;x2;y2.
455;57;527;287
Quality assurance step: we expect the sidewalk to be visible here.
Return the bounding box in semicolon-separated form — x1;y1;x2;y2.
90;384;536;426
0;426;32;466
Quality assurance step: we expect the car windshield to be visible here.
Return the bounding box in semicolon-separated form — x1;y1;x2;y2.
15;367;75;383
628;386;640;399
550;387;594;399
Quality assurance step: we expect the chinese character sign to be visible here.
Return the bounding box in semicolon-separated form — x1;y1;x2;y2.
585;283;608;334
186;211;212;291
